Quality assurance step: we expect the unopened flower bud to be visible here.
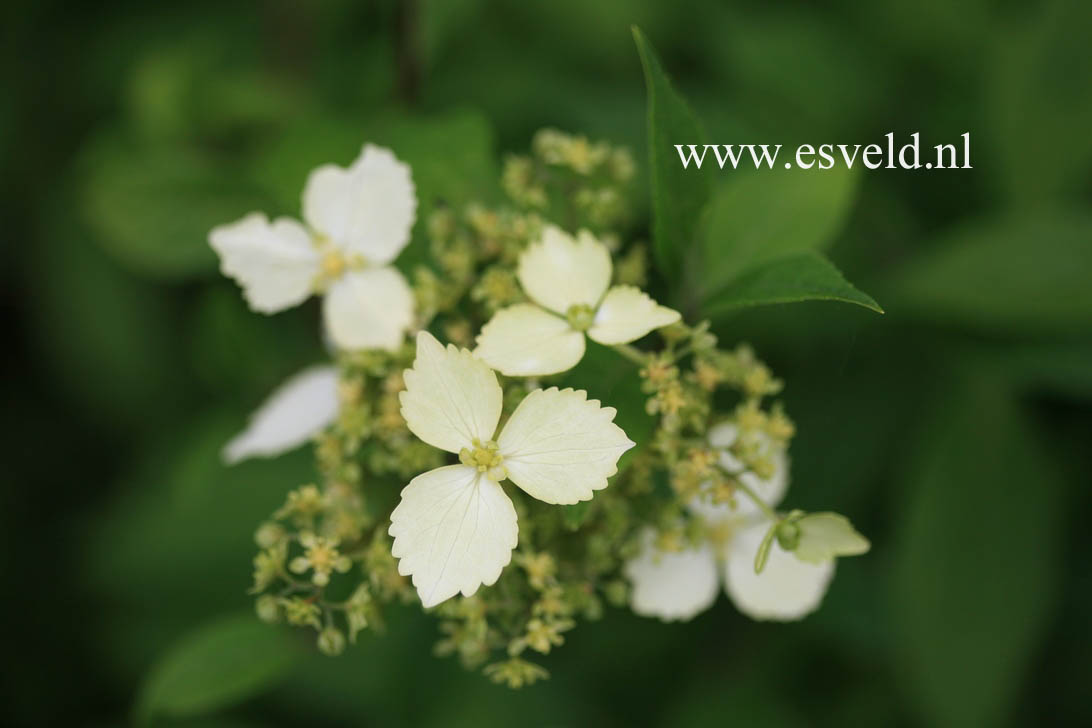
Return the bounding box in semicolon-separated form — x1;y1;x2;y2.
254;521;285;549
775;520;801;551
255;595;281;623
317;627;346;656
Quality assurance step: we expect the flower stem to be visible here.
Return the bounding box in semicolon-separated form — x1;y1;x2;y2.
717;464;778;522
612;343;649;366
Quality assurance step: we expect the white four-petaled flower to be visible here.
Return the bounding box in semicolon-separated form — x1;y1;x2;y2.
624;422;835;622
391;331;634;607
209;144;417;351
474;225;680;376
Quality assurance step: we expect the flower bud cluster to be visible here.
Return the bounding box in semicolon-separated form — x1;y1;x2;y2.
503;128;635;233
242;129;866;685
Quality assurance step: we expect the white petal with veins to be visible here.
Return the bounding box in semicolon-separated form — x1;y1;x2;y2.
400;332;502;454
498;387;634;504
517;226;612;315
389;465;519;608
474;304;586;377
587;285;680;345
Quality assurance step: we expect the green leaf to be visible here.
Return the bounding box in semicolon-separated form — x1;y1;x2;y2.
632;26;713;284
890;376;1064;727
887;212;1092;334
695;165;859;299
701;250;882;318
79;135;275;279
136;614;302;723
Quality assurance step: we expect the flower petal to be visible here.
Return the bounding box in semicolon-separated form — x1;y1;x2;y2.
723;521;834;621
222;365;339;464
686;496;742;527
474;304;586;376
400;331;502;454
322;266;414;351
587;285;681;345
517;226;612;314
302;144;416;265
389;465;518;608
792;512;871;564
624;528;720;622
208;213;318;313
498;387;634;504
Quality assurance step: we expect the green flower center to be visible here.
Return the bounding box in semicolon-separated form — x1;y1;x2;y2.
566;303;596;332
459;439;506;480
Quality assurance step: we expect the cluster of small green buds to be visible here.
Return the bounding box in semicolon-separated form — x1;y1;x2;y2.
483;658;550;689
502;128;635;232
470;266;523;314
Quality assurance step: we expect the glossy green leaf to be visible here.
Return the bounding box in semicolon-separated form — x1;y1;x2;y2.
891;377;1063;727
632;26;713;284
136;614;302;723
701;250;882;318
887;213;1092;334
696;165;858;299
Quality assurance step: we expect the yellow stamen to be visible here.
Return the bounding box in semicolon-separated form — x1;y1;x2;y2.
459;438;506;481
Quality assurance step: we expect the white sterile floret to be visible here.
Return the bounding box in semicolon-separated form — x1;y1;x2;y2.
474;225;680;376
624;422;835;622
391;331;634;607
222;365;339;464
624;531;719;622
209;144;417;351
721;520;834;621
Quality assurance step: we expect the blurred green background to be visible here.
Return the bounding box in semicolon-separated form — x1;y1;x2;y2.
4;0;1090;725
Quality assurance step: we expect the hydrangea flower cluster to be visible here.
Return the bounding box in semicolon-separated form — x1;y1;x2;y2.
212;130;869;686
